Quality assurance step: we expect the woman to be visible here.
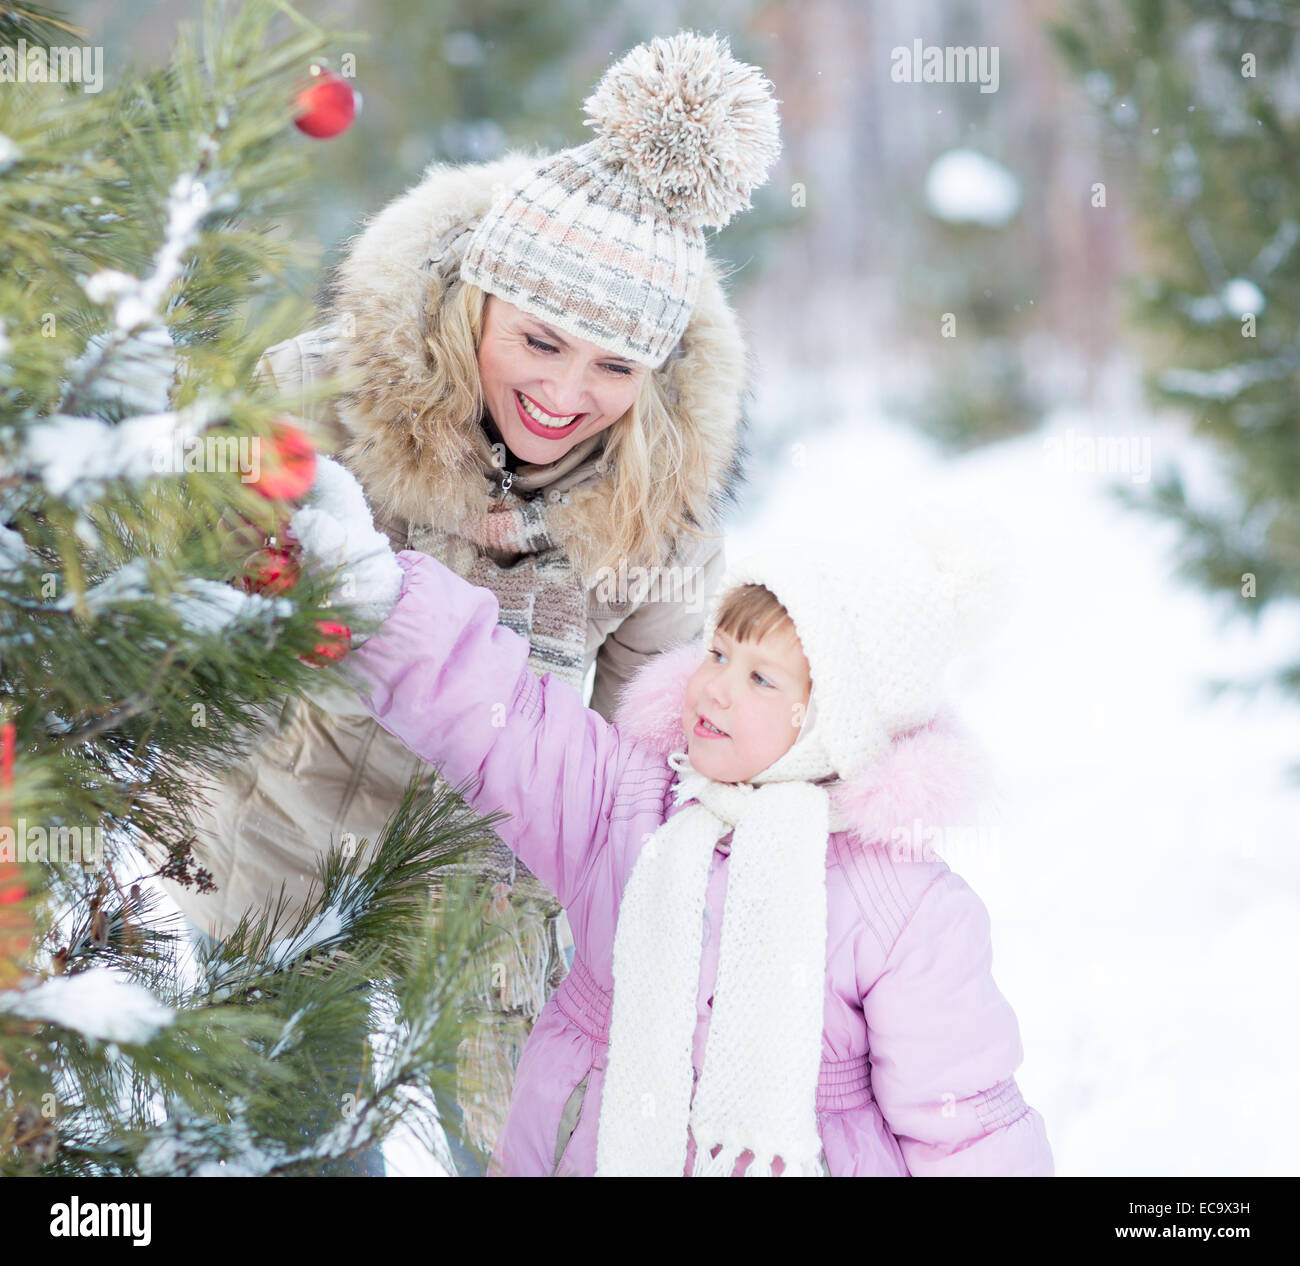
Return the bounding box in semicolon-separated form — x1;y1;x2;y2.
161;30;781;1173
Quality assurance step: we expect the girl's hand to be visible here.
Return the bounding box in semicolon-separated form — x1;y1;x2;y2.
288;455;404;651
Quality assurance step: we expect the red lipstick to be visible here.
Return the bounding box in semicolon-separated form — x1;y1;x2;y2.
513;389;584;440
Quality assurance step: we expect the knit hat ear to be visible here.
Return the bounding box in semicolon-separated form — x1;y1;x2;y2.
907;497;1016;649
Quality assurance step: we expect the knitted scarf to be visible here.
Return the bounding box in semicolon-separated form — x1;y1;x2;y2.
595;726;849;1178
409;489;590;696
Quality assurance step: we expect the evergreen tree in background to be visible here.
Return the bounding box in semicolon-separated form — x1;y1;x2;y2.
1051;0;1300;758
885;6;1040;453
0;0;505;1174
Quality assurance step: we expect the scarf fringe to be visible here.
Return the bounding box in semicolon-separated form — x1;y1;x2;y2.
690;1143;820;1177
692;1142;742;1177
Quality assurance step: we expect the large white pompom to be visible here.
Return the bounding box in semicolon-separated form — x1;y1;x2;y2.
907;496;1018;649
582;30;781;229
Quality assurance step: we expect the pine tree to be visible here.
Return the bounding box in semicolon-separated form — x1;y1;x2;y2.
1050;0;1300;765
1;0;509;1174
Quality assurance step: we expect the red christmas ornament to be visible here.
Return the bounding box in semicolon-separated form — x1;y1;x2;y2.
0;721;29;989
302;620;351;667
0;719;12;815
0;869;26;988
293;65;361;139
250;421;317;502
240;545;301;596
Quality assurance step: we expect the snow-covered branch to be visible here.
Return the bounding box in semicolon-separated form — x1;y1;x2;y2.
20;400;218;507
60;164;225;415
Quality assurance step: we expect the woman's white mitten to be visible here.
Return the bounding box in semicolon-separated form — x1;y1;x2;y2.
289;455;403;648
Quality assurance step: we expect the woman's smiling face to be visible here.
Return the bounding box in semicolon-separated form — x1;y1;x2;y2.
681;624;813;784
476;294;647;465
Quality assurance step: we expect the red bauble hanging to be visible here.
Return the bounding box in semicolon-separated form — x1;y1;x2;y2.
249;421;317;502
0;867;27;989
240;545;301;596
302;619;352;667
0;720;29;990
294;64;361;139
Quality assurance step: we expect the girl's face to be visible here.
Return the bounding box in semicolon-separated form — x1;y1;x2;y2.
476;295;647;465
681;624;813;784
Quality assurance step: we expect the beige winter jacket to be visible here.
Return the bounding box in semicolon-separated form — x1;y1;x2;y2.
160;152;750;942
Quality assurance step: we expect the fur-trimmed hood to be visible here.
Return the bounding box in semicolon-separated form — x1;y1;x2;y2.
612;639;995;853
314;152;750;578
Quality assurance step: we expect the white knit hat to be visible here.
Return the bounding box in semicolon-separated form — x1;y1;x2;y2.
459;30;781;368
702;500;1015;786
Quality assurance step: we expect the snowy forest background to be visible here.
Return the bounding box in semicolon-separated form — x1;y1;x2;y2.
20;0;1300;1176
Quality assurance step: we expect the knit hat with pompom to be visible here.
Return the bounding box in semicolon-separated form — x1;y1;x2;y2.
459;30;781;368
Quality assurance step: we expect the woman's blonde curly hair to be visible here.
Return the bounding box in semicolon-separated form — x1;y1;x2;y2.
427;276;713;576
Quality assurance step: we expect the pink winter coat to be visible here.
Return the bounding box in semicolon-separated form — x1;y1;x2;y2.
349;550;1055;1178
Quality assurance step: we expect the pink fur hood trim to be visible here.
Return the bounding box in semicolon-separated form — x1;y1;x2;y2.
611;638;994;850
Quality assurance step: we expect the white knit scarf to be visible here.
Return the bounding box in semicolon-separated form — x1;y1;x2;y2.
594;729;850;1177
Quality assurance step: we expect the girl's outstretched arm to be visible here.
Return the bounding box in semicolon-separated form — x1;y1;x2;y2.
862;869;1055;1177
343;549;637;910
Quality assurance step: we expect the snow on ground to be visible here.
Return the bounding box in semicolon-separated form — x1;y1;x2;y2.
729;359;1300;1177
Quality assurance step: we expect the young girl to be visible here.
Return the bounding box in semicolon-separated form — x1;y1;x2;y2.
304;458;1054;1178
